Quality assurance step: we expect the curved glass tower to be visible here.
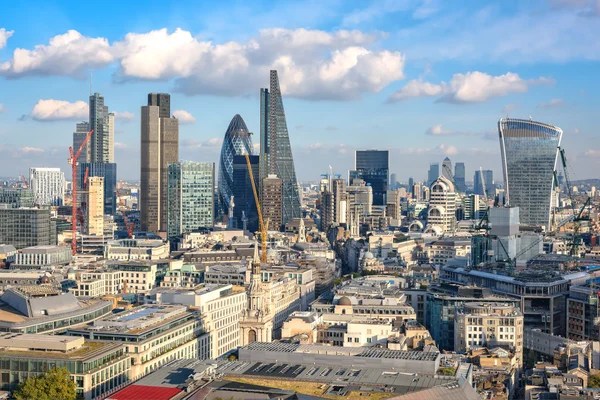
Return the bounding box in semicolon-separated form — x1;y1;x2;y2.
498;118;562;228
218;114;253;214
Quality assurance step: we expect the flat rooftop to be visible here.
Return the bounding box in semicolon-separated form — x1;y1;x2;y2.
89;305;190;334
20;245;70;254
0;339;122;361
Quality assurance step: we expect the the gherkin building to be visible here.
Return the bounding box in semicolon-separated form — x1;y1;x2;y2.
218;114;253;215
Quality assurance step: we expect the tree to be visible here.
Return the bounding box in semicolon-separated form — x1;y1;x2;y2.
589;373;600;388
14;367;76;400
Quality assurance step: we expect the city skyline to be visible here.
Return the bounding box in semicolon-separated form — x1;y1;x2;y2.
0;0;599;182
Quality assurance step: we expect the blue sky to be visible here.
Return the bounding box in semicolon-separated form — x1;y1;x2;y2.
0;0;599;182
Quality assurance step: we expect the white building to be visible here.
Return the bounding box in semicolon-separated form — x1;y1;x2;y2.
426;176;457;234
14;245;72;267
70;269;124;297
104;239;170;261
156;284;247;359
29;167;65;206
454;302;524;366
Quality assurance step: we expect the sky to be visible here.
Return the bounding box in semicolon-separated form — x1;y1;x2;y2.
0;0;599;183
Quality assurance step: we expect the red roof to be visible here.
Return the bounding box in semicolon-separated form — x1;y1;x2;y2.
107;385;182;400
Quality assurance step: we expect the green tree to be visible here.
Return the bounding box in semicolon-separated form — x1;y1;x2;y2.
14;367;76;400
589;373;600;388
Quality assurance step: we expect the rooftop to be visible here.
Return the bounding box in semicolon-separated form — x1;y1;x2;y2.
19;245;71;254
88;305;189;334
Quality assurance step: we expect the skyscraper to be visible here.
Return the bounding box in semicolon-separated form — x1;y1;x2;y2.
73;122;90;164
140;93;179;233
441;157;453;181
85;176;104;236
454;162;466;192
232;155;259;232
262;174;283;231
218;114;253;216
77;163;117;215
473;169;494;198
390;173;398;188
88;93;114;163
167;161;214;241
259;70;301;226
427;163;440;186
29;167;65;206
426;176;457;234
408;177;414;191
355;150;389;205
499;118;562;228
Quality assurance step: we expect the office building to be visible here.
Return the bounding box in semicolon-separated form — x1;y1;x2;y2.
67;305;209;380
319;190;334;231
331;178;347;225
70;268;124;297
13;245;72;267
230;155;259;232
455;162;466;192
84;176;104;235
499;118;563;228
355;150;389;205
140;93;179;233
77;162;117;215
454;302;524;365
427;163;439;186
262;174;283;231
390;172;398;188
473;169;494;198
0;333;129;400
218;114;253;217
408;177;414;190
0;188;34;208
73;121;91;164
259;70;301;226
0;208;54;249
441;157;453;181
411;182;422;201
426;176;457;234
167;161;214;241
104;238;170;261
88;93;114;163
155;284;247;359
110;261;159;294
29;167;65;206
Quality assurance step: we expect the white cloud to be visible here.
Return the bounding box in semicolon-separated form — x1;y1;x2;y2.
113;111;134;120
114;142;131;150
0;28;404;100
182;138;223;148
0;28;13;49
585;149;600;157
0;30;113;78
437;143;457;156
388;71;554;103
172;110;196;124
538;98;565;109
425;124;447;135
18;147;44;154
29;99;88;121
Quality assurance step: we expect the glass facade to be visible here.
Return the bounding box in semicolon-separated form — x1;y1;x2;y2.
218;114;253;216
260;70;301;226
498;118;562;228
167;161;214;240
473;169;493;198
232;155;259;232
427;163;439;186
77;162;117;215
454;162;466;192
355;150;389;205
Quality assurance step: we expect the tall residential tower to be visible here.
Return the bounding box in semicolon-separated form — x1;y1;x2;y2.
498;118;562;228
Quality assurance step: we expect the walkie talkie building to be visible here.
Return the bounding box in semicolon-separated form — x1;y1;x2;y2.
218;114;253;215
498;118;562;228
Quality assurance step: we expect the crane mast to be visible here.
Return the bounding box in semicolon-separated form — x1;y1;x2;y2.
244;153;267;264
68;129;94;256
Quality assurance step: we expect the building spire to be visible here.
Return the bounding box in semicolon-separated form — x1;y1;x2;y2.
252;238;261;275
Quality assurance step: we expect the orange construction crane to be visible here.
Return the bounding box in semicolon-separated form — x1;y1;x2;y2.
68;129;94;256
244;153;267;263
20;174;27;188
117;190;134;238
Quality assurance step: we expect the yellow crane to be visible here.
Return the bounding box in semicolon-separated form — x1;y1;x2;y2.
245;153;267;263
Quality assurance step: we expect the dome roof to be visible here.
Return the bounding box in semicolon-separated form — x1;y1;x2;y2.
338;296;353;306
364;251;375;259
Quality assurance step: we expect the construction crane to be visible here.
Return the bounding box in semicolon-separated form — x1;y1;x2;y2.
244;152;267;263
116;190;134;239
79;166;89;233
68;129;94;256
20;174;28;188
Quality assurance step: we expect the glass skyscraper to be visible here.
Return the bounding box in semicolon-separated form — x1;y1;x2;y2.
77;162;117;215
473;169;493;198
498;118;562;228
232;155;259;232
88;93;114;163
167;161;214;241
259;70;301;227
454;162;466;192
218;114;253;215
427;163;440;186
355;150;389;205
